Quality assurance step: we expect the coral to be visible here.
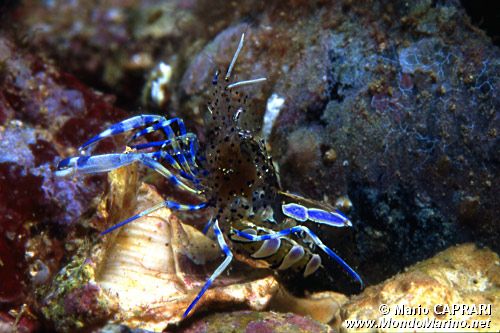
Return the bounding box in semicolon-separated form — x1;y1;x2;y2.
0;307;39;333
41;256;118;332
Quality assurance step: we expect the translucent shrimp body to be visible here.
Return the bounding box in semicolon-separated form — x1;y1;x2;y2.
55;33;363;319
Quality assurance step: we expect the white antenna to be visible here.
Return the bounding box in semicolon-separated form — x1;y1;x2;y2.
225;33;245;80
227;78;267;89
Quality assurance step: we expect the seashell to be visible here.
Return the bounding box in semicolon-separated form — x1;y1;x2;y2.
42;165;278;332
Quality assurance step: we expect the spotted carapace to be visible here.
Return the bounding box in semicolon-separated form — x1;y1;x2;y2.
55;33;363;318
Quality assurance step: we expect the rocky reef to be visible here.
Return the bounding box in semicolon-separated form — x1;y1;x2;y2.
0;32;125;333
0;0;498;332
340;243;499;332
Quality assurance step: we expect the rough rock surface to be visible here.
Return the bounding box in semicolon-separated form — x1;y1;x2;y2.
339;243;499;332
0;33;126;328
177;310;334;333
179;1;499;290
8;0;267;108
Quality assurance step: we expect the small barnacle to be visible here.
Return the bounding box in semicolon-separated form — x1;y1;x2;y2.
323;148;337;163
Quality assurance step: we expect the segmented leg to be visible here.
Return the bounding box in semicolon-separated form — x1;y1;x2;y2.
201;218;214;235
129;118;187;166
183;220;233;318
149;150;201;185
101;200;208;235
282;203;352;227
131;133;201;176
233;226;364;288
131;133;197;155
130;122;198;175
129;117;187;143
77;115;198;177
79;115;168;153
55;153;200;194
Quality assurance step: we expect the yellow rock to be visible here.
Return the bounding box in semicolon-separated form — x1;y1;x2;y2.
340;244;499;332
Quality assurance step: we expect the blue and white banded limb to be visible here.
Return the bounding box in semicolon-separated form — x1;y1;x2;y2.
77;115;199;176
282;203;352;227
183;219;233;318
55;152;201;194
233;226;364;288
100;200;208;235
79;115;169;153
130;134;201;177
128;118;186;144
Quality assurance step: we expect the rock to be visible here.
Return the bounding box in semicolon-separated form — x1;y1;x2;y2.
339;243;499;332
269;288;348;326
9;0;265;106
178;0;500;290
0;32;125;325
177;310;334;333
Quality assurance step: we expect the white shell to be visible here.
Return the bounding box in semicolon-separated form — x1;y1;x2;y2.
92;167;278;330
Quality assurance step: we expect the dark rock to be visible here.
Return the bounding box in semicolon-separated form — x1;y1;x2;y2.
9;0;267;108
180;1;499;289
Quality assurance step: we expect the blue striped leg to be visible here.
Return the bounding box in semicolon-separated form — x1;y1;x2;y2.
101;201;208;235
129;118;187;149
128;119;194;175
183;219;233;318
233;226;364;288
55;153;201;194
282;203;352;227
79;115;168;153
131;133;197;155
201;218;215;235
131;133;201;177
149;150;201;185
